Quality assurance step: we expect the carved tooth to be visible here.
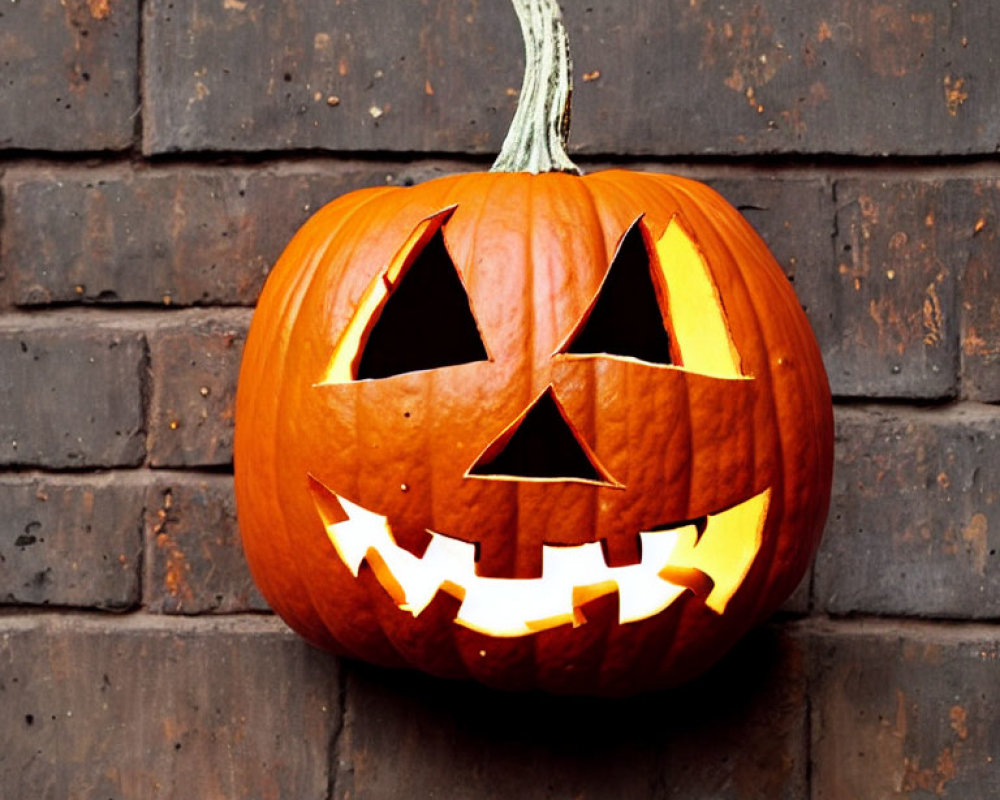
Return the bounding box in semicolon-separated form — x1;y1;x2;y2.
326;520;370;576
658;566;714;599
571;580;618;612
326;496;391;576
678;488;771;614
637;528;686;565
401;533;478;616
615;571;687;624
421;531;478;578
542;541;608;584
393;568;442;617
398;586;442;618
457;577;574;637
612;529;692;624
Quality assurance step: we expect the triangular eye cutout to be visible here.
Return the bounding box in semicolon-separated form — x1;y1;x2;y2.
560;217;673;365
355;223;489;380
467;388;618;486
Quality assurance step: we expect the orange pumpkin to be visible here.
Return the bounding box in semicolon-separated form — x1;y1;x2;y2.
234;0;832;695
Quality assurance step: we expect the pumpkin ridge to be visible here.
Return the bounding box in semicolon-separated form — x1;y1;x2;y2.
419;187;477;678
345;173;504;678
238;186;400;652
582;181;693;560
662;175;830;630
430;175;521;580
516;177;537;580
410;175;515;676
700;193;831;616
654;176;781;617
649;175;766;511
580;174;702;512
274;187;433;666
340;178;489;671
569;174;698;684
437;172;495;297
547;176;606;576
586;172;781;678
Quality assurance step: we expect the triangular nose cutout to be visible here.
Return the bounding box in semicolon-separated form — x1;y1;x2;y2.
467;388;618;486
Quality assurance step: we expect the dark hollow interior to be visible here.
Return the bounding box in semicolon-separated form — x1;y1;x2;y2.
565;222;673;365
356;228;488;380
469;390;604;482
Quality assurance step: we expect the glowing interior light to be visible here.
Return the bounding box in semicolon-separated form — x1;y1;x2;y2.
655;216;743;379
312;481;770;637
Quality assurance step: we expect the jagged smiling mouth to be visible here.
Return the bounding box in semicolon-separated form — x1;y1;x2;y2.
311;480;771;638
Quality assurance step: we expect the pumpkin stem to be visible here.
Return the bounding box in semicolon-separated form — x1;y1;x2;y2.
491;0;581;175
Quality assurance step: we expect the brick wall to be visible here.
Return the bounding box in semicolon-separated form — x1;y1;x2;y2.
2;1;999;797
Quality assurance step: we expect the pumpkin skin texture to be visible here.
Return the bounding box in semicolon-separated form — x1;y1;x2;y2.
234;169;833;696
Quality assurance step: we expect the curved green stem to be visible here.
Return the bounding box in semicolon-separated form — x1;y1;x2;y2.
491;0;581;175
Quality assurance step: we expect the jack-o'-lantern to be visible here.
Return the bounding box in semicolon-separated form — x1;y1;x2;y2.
234;0;833;695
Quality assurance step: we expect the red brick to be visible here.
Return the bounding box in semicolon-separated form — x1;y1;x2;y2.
141;0;521;155
705;176;832;282
705;175;835;354
957;180;1000;401
829;180;960;398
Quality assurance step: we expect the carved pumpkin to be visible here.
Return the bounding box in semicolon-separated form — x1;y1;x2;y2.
234;0;833;695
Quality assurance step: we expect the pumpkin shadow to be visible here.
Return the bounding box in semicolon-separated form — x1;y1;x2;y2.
337;625;806;796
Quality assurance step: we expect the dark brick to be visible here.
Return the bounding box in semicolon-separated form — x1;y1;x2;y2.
142;1;1000;157
828;178;1000;401
0;318;146;468
142;0;522;155
0;474;142;609
815;405;1000;618
0;616;338;799
782;569;812;616
707;177;832;281
957;180;1000;401
147;312;248;467
0;0;139;151
705;176;835;347
571;2;1000;158
809;620;1000;799
828;180;961;398
335;626;807;799
2;164;438;308
143;475;267;614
